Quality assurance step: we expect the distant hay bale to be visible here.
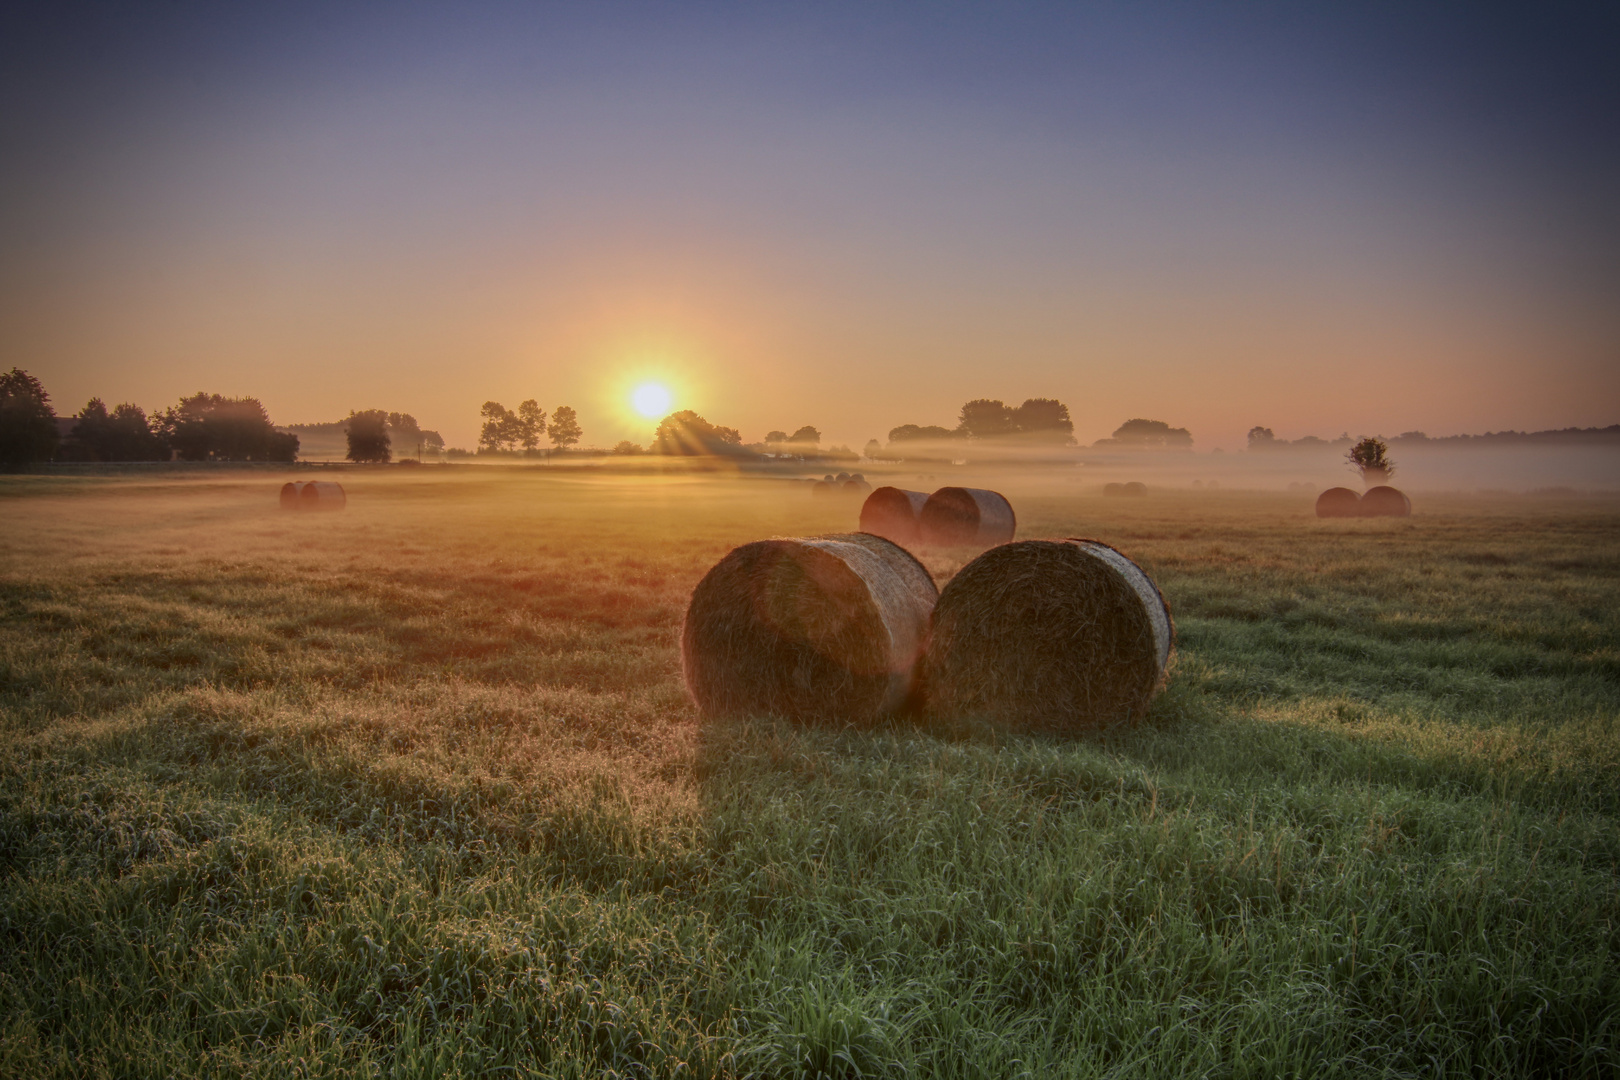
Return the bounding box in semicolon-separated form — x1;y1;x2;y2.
836;472;850;483
859;487;930;546
812;480;834;496
921;538;1173;731
297;481;346;510
1315;487;1361;518
1361;485;1411;517
1104;482;1147;497
1124;481;1147;496
279;481;305;509
842;479;871;495
682;532;939;722
918;487;1016;546
850;473;866;484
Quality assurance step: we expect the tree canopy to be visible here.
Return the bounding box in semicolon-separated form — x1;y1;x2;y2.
549;405;581;449
159;393;298;461
0;368;59;465
651;410;744;455
71;399;169;461
346;410;392;463
1100;418;1193;449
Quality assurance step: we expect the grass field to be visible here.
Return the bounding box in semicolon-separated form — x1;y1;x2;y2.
2;466;1617;1078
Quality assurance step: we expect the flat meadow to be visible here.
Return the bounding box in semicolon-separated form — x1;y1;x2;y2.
1;465;1616;1078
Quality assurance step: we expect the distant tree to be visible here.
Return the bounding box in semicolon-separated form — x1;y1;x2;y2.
612;440;644;455
385;412;423;457
549;405;581;449
70;398;169;461
0;368;60;465
345;410;392;462
479;401;515;453
1011;398;1075;443
788;425;820;446
1347;436;1395;485
1104;418;1193;448
652;410;744;455
957;399;1018;439
420;429;445;456
159;393;298;461
764;430;788;445
1247;426;1277;450
863;439;883;459
888;424;957;444
517;400;547;451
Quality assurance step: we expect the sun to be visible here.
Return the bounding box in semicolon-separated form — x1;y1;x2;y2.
630;382;673;418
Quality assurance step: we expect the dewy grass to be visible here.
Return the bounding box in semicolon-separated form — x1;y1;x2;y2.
1;469;1617;1078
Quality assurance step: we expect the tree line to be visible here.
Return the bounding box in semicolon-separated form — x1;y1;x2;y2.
0;368;301;465
475;401;582;455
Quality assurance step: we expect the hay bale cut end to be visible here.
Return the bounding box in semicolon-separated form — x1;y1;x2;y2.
279;481;305;509
1315;487;1361;518
298;481;346;510
1361;485;1411;517
918;487;1016;546
859;487;929;546
921;538;1173;732
682;532;938;723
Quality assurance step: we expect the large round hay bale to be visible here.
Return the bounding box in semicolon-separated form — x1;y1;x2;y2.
812;480;834;496
1123;481;1148;497
918;487;1016;546
1315;487;1361;518
279;481;305;509
682;532;938;722
835;472;850;483
859;487;929;546
921;538;1173;731
298;481;346;510
1361;485;1411;517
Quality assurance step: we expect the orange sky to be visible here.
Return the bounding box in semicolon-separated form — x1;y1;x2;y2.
3;4;1616;450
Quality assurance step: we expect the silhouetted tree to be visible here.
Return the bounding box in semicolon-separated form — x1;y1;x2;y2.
346;410;392;463
863;439;883;459
70;398;169;461
1247;426;1277;450
517;400;547;451
888;424;957;443
159;393;298;461
479;402;516;453
549;405;581;449
957;399;1018;439
1102;418;1193;448
788;425;820;445
385;412;423;457
764;430;788;445
1010;398;1075;443
612;440;643;455
652;410;744;455
1347;436;1395;484
0;368;59;465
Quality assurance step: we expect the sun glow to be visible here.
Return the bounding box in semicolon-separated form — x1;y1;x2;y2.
631;382;674;418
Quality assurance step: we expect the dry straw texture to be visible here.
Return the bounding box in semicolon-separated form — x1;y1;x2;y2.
918;487;1016;546
1362;485;1412;517
682;531;938;722
298;481;346;509
922;538;1173;732
1316;487;1361;518
859;486;930;545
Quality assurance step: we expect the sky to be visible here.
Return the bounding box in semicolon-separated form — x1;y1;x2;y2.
2;1;1617;451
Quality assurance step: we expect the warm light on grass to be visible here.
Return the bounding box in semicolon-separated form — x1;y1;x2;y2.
631;382;673;418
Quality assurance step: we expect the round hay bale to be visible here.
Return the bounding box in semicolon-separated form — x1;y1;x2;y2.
921;539;1173;731
918;487;1016;546
1103;483;1124;497
1123;481;1148;496
1315;487;1361;518
823;474;835;482
850;473;866;484
298;481;346;510
682;532;938;722
279;481;305;509
859;487;929;546
842;479;871;494
812;480;834;496
836;472;850;483
1361;485;1411;517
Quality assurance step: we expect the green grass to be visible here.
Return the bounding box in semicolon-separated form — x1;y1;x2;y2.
1;468;1616;1077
